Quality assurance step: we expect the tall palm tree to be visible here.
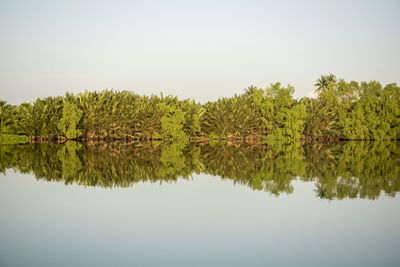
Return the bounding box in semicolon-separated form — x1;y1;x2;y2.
314;74;337;96
314;75;329;96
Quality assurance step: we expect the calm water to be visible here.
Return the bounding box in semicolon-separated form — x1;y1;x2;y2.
0;141;399;267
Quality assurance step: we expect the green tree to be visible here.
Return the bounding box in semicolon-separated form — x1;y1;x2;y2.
58;101;83;139
261;83;306;140
314;74;337;97
158;102;188;141
0;101;14;134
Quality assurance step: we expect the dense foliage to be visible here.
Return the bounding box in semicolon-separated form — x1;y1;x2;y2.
1;141;399;200
0;134;28;144
0;75;399;141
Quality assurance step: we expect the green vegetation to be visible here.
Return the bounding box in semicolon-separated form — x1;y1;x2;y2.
0;75;399;141
0;141;398;200
0;134;28;144
1;75;398;198
57;100;83;139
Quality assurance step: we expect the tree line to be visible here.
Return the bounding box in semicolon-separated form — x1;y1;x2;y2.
0;75;399;141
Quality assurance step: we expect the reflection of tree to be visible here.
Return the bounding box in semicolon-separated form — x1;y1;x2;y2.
1;141;399;200
199;142;306;195
0;144;20;173
57;142;82;182
304;142;400;199
315;183;330;199
158;141;187;179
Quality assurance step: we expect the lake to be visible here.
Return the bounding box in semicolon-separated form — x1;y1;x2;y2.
0;141;399;267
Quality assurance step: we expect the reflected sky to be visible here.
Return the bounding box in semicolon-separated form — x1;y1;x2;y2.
1;171;399;267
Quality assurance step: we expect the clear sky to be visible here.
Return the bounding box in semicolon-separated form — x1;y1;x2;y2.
0;0;399;104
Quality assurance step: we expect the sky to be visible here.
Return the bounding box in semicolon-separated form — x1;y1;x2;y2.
0;0;399;104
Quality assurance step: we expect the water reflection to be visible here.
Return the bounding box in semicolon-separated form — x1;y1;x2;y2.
1;141;399;199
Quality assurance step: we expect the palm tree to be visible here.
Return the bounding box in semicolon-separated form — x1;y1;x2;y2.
314;74;337;97
326;73;337;84
314;75;329;96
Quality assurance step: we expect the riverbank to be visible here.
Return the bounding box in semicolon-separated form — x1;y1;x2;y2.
1;76;399;142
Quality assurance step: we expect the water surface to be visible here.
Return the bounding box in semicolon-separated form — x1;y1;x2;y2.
0;142;399;266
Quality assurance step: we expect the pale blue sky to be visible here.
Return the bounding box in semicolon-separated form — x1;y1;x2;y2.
1;0;399;104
